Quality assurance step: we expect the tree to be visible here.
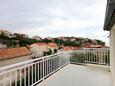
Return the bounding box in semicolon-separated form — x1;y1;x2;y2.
19;38;38;47
54;39;64;45
75;41;82;47
54;49;57;53
96;40;105;46
47;49;52;55
63;41;81;47
0;31;10;40
40;39;52;43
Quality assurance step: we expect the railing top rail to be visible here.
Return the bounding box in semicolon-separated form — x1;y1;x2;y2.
0;52;65;72
0;49;110;73
83;48;110;50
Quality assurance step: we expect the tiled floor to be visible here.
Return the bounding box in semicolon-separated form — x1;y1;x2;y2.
37;64;112;86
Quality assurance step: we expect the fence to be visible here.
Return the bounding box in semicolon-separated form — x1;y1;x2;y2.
70;48;110;66
0;48;110;86
0;52;70;86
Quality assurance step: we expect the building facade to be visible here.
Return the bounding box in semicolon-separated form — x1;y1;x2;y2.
30;43;48;57
48;43;58;53
104;0;115;86
0;43;7;49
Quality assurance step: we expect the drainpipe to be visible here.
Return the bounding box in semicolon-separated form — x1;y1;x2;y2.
110;25;115;86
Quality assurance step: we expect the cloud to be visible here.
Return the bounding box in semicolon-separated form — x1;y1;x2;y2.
0;0;109;45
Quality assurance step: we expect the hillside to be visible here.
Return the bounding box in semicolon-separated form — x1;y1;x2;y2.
40;36;105;48
0;30;105;48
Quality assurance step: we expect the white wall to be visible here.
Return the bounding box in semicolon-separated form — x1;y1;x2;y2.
30;44;47;57
48;47;58;53
110;24;115;86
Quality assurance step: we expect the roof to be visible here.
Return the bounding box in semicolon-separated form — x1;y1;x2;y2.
31;42;58;48
48;43;57;48
90;45;103;48
31;43;47;46
0;47;31;60
63;47;72;51
63;46;79;51
104;0;115;31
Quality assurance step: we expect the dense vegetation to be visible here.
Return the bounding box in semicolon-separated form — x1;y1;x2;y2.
0;32;38;48
0;30;105;48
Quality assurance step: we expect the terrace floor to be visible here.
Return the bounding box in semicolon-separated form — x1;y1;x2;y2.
37;64;112;86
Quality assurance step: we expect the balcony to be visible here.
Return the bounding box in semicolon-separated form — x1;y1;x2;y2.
38;64;111;86
0;48;112;86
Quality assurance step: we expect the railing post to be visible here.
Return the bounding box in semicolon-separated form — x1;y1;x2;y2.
68;52;70;64
42;58;45;80
0;50;110;86
84;50;87;65
3;75;6;86
59;54;61;69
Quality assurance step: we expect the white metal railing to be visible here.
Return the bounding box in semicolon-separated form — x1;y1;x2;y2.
70;48;110;66
0;52;70;86
0;48;110;86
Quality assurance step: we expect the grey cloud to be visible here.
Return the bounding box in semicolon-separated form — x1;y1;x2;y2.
0;0;108;45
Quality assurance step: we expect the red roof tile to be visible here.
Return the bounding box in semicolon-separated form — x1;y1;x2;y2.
63;46;79;51
48;43;57;48
31;43;47;46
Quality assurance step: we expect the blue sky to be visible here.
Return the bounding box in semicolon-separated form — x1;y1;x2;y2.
0;0;109;45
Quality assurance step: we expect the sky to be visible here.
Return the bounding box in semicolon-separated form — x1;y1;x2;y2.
0;0;109;45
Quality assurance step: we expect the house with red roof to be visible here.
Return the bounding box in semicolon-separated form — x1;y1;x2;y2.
30;43;48;57
48;42;58;53
30;42;59;57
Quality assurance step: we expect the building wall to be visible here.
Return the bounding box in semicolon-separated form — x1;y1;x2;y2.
110;24;115;86
30;44;48;57
0;55;32;67
0;43;7;48
48;47;58;53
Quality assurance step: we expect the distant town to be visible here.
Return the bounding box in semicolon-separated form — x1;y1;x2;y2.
0;29;109;67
